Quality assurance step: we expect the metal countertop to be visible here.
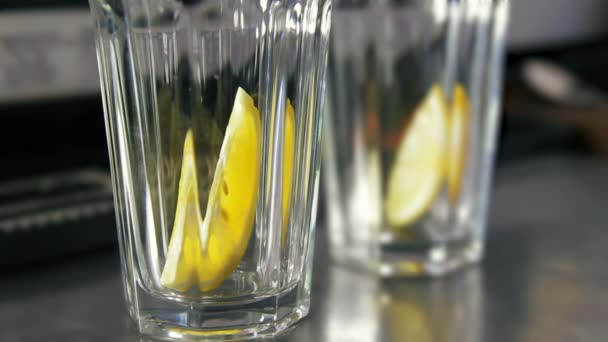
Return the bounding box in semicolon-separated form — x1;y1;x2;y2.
2;154;607;342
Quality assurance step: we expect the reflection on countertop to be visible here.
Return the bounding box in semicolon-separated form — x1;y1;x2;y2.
318;265;483;342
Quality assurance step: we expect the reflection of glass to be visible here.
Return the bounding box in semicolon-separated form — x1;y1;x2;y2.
324;0;509;275
321;263;484;342
89;0;330;339
380;269;484;342
323;267;380;342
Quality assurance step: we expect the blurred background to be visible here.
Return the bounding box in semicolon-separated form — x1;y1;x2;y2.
1;0;608;341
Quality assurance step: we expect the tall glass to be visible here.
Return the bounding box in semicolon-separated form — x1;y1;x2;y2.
89;0;330;339
324;0;508;276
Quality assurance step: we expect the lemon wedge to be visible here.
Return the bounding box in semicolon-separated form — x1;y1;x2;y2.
384;85;447;229
281;100;296;245
159;129;205;292
161;87;261;292
447;84;470;203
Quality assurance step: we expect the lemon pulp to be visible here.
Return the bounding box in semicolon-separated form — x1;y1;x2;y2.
384;85;447;229
160;88;296;292
447;84;470;203
161;88;261;292
281;100;296;245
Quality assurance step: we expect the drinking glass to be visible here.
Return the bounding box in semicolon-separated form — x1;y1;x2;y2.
89;0;330;339
323;0;508;276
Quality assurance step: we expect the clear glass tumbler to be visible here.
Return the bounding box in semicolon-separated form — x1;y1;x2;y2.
323;0;508;276
89;0;330;339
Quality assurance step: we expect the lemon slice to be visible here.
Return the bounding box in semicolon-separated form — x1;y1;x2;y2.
384;85;447;229
161;87;261;292
281;100;296;245
447;84;470;203
159;129;205;292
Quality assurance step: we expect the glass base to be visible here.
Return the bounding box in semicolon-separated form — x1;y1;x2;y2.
129;283;310;341
332;236;483;277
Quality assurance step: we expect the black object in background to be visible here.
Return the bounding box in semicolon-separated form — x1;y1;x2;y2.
0;169;115;269
0;94;115;269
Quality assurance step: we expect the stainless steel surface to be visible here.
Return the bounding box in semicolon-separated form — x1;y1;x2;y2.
2;154;608;341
